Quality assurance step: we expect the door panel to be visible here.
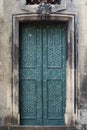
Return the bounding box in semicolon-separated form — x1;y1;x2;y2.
19;22;66;125
19;24;42;125
42;24;66;125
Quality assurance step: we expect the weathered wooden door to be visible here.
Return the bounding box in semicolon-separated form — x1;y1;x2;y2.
19;22;66;125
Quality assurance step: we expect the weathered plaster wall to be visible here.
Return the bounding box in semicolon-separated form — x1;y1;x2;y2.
0;0;6;125
78;1;87;128
0;0;87;129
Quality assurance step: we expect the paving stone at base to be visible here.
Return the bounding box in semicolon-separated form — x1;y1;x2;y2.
0;126;78;130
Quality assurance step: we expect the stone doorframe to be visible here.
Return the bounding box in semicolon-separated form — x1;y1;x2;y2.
12;13;76;126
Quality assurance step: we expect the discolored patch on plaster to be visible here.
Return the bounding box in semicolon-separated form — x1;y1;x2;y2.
80;74;87;109
0;117;4;125
0;19;4;33
83;54;87;73
80;110;87;126
0;75;4;81
0;126;7;130
13;44;19;70
4;115;18;125
0;62;4;81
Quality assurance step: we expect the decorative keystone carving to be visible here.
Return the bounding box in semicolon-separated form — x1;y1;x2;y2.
37;2;52;16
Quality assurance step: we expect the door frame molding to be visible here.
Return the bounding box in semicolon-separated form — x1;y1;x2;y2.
12;13;76;126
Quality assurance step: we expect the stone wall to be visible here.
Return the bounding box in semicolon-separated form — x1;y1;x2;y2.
0;0;87;129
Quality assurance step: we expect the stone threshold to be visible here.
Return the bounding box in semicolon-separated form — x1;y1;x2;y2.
0;126;78;130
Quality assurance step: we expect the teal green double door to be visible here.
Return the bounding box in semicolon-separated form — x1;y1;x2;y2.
19;22;66;126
